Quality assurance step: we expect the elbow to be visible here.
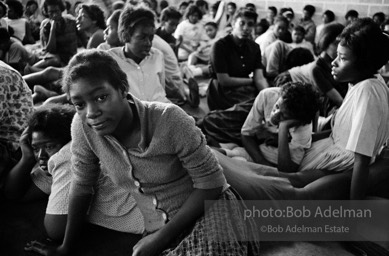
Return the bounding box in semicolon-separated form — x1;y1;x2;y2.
44;215;67;242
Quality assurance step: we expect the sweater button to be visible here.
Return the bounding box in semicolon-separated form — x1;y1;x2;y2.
162;212;168;221
153;198;157;206
134;180;140;187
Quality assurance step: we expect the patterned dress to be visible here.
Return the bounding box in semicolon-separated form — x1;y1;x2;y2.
0;61;33;152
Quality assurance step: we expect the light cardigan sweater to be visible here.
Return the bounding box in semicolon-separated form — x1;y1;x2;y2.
70;95;227;232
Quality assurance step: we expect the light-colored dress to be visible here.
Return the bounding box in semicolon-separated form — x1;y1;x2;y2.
299;75;389;172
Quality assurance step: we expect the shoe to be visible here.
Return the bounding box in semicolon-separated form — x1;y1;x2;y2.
187;78;200;108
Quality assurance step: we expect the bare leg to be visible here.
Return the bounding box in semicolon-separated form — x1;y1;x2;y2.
279;169;330;188
24;67;63;89
32;57;62;70
33;85;59;104
302;157;389;200
304;170;352;199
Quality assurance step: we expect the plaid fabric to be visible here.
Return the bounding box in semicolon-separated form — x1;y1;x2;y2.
161;188;260;256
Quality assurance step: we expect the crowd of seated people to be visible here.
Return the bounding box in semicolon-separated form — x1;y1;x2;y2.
1;0;389;255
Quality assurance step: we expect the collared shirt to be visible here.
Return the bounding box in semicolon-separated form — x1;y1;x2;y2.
108;47;169;103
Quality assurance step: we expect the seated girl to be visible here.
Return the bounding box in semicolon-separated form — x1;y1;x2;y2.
186;21;220;77
174;4;208;61
241;82;319;173
4;103;144;241
278;18;389;199
25;50;260;255
75;4;106;49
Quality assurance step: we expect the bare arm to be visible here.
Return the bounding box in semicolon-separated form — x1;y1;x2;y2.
325;88;343;108
350;152;371;200
242;134;272;165
3;128;42;201
253;69;269;91
216;73;254;88
25;192;92;256
43;20;57;53
23;21;36;45
132;187;223;256
277;120;300;173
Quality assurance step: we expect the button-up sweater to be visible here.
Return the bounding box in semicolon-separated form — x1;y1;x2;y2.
70;96;227;232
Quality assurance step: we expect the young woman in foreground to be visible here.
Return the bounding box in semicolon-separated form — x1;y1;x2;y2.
25;49;259;256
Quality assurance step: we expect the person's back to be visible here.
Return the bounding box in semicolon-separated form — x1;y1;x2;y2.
0;61;33;153
0;28;31;73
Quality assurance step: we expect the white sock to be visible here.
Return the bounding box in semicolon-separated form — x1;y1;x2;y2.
188;65;203;77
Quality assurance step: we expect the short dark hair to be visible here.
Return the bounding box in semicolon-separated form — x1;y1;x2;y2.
26;0;38;8
323;10;335;23
43;0;65;14
293;25;306;35
109;9;122;25
257;18;270;34
274;15;289;27
268;6;277;15
118;4;155;43
232;7;258;24
5;0;24;18
185;4;203;20
62;50;129;96
245;3;256;11
338;17;389;77
281;82;320;125
303;5;315;17
160;6;182;22
28;103;76;145
195;0;208;10
0;27;10;43
345;9;358;20
80;4;106;30
285;47;314;70
160;0;169;10
179;1;189;9
280;7;294;20
316;22;344;53
204;21;217;29
373;12;385;24
227;2;236;9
